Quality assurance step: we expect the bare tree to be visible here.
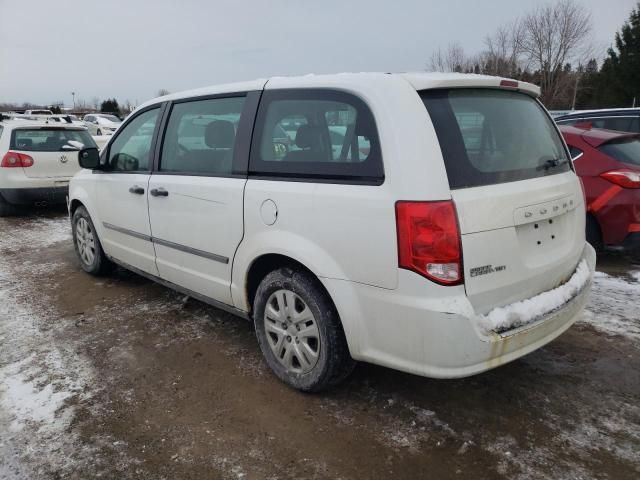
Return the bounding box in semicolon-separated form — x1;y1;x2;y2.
520;0;592;105
429;42;469;72
122;99;134;114
91;97;101;111
157;89;170;97
483;20;527;77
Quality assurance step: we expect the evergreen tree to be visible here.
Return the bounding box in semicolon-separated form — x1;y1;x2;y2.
100;98;121;115
599;3;640;107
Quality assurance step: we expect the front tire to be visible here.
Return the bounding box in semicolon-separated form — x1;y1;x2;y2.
254;267;355;392
96;128;102;136
72;206;113;275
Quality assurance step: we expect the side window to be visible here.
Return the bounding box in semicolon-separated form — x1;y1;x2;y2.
630;117;640;133
251;90;383;183
453;111;485;152
107;108;159;172
160;96;246;175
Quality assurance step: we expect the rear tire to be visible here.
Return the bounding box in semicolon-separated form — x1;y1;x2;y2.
586;215;603;252
253;267;355;392
72;206;113;275
0;194;18;217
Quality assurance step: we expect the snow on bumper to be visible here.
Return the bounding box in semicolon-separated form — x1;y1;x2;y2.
321;243;596;379
476;258;594;334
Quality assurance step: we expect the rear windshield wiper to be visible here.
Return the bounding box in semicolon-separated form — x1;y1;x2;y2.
537;158;569;171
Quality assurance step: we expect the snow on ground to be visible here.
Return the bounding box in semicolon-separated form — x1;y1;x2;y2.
0;218;95;477
580;269;640;341
1;215;639;479
0;216;70;249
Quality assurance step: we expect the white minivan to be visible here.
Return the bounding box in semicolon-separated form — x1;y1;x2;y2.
68;73;596;391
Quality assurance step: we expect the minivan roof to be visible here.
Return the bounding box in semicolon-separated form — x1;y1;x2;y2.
139;72;541;111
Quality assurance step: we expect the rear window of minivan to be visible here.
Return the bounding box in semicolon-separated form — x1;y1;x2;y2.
422;89;571;189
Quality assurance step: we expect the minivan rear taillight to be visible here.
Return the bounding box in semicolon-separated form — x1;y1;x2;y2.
395;200;463;285
1;151;34;168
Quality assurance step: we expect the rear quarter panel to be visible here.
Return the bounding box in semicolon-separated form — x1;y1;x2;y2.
232;75;453;310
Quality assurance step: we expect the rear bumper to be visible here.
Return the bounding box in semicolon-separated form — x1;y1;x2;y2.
0;186;68;206
322;243;596;379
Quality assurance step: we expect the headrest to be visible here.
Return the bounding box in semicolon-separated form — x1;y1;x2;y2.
205;120;235;148
295;124;324;149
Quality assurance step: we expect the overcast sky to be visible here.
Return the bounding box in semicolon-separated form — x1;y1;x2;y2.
0;0;636;106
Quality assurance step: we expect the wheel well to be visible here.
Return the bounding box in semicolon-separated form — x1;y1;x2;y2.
245;254;331;316
69;199;84;216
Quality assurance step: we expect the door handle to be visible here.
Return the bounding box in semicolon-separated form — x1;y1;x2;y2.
128;185;145;195
150;188;169;197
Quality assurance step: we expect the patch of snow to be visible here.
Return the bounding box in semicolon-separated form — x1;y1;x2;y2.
476;260;591;333
580;270;640;341
0;218;95;475
0;216;70;250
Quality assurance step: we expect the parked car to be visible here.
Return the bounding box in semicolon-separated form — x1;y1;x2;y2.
0;119;97;215
560;125;640;258
24;109;54;116
83;114;122;136
556;108;640;133
68;73;595;391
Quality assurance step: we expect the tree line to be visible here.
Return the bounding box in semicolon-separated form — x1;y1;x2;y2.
428;0;639;110
0;89;170;116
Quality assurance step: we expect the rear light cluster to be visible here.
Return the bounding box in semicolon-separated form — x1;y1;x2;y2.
395;200;463;285
1;151;34;168
600;170;640;189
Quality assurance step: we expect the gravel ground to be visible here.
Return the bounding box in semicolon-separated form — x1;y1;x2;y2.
0;210;639;480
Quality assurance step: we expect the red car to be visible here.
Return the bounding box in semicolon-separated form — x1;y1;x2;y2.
560;125;640;259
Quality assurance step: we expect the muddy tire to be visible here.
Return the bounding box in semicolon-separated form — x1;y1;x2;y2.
72;206;113;275
253;267;355;392
0;194;18;217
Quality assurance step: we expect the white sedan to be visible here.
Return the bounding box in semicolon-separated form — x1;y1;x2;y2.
83;114;122;136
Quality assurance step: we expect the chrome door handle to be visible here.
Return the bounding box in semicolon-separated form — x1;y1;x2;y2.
129;185;144;195
150;188;168;197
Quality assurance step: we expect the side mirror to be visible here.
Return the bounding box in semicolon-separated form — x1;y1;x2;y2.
78;147;101;169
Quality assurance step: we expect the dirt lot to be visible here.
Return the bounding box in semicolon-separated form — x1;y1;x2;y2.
1;210;639;480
